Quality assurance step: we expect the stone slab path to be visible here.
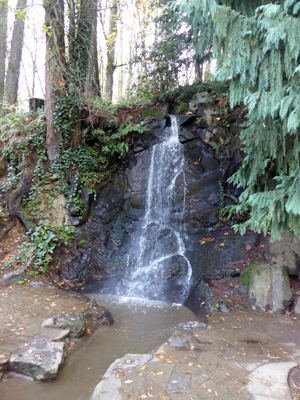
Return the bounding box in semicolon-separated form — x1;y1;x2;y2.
91;310;300;400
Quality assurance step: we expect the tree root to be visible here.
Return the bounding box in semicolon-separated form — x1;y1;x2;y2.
7;175;33;232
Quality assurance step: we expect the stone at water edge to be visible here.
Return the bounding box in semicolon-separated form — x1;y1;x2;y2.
0;351;10;381
1;268;27;286
9;342;66;381
53;313;86;338
248;263;292;313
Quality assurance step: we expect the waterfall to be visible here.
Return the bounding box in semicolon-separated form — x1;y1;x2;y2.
119;116;192;303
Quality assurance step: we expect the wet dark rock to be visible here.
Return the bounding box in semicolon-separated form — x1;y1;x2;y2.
207;268;241;281
180;115;197;126
61;103;258;301
9;342;66;381
184;277;214;318
179;128;196;143
1;268;26;286
81;305;114;326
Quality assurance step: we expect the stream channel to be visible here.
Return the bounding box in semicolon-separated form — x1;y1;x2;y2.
1;116;198;399
1;296;197;400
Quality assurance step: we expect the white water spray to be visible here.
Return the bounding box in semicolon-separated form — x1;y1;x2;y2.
121;116;192;303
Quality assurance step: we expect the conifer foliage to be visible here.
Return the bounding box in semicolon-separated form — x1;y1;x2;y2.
179;0;300;240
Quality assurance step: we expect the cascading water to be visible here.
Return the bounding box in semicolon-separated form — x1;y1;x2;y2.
119;115;192;303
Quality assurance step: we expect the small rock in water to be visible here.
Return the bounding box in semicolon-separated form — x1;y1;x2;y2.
54;313;86;338
9;342;66;381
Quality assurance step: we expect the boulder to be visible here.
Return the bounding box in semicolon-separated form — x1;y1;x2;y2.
82;305;114;326
9;342;66;381
179;128;195;143
248;263;292;313
1;268;26;286
90;354;152;400
265;232;300;276
53;313;86;338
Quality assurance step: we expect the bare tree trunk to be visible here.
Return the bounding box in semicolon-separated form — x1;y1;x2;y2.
84;0;100;99
3;0;26;108
44;0;66;161
0;1;7;112
195;61;203;82
105;0;118;101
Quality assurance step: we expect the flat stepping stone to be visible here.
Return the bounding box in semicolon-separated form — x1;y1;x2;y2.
9;342;66;381
42;329;70;342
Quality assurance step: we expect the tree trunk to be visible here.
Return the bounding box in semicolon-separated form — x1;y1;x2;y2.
84;0;100;99
44;0;66;161
105;0;118;101
195;61;203;82
0;1;7;112
3;0;26;108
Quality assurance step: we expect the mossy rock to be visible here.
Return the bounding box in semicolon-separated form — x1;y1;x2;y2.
175;102;189;114
142;108;164;120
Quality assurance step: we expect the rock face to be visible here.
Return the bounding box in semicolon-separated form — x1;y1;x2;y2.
9;342;66;381
248;263;292;313
60;94;257;301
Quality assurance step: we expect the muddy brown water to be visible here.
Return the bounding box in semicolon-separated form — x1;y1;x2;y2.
0;294;197;400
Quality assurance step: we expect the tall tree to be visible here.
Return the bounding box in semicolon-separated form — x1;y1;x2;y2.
0;0;8;111
44;0;100;160
44;0;66;161
179;0;300;240
101;0;119;100
3;0;27;108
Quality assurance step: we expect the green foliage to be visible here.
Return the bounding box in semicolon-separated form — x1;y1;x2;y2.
6;224;75;274
179;0;300;240
53;93;80;148
133;1;199;97
142;107;162;119
0;109;47;192
241;262;260;287
175;102;189;113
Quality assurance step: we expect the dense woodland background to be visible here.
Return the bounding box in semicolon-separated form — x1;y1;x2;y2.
1;0;300;274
